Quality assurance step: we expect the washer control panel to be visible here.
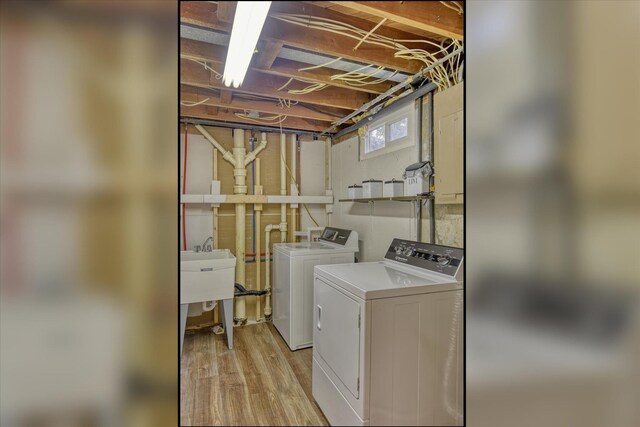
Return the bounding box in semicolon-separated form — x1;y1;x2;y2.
384;238;464;278
319;227;358;249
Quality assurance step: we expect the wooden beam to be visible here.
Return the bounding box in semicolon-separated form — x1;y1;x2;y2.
180;105;328;132
181;57;370;111
220;89;233;104
331;1;464;41
181;88;343;122
181;1;421;73
181;38;395;94
255;40;283;69
216;1;236;23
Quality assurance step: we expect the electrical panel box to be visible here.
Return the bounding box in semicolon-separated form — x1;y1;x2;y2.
434;83;464;204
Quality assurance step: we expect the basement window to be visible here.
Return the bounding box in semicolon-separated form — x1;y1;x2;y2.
389;117;408;141
364;124;386;154
359;105;414;160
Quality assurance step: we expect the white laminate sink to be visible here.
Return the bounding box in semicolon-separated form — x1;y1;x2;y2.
180;249;236;304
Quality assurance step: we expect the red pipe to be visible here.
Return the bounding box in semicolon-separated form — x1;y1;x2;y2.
182;126;189;250
245;252;267;257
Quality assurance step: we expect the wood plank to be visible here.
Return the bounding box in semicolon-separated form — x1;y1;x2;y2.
220;89;233;104
216;1;236;23
181;57;370;110
181;87;343;122
331;1;464;41
180;104;329;132
255;40;283;69
181;38;395;94
181;1;421;73
180;324;329;426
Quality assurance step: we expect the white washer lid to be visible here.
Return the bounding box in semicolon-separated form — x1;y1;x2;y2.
314;261;462;300
274;241;358;256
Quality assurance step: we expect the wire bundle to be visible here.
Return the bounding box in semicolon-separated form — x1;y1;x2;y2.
271;12;464;91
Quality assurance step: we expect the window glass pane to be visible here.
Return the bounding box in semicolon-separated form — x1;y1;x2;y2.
389;117;408;141
366;125;385;153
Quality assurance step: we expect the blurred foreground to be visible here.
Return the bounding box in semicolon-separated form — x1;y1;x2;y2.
1;2;177;427
466;1;639;427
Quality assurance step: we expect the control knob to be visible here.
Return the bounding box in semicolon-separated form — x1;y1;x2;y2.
437;255;452;266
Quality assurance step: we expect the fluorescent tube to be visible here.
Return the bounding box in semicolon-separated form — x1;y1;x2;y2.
222;1;272;88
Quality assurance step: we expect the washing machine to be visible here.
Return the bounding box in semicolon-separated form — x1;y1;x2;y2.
312;238;464;426
273;227;359;351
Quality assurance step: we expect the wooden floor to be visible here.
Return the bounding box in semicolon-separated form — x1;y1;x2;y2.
180;322;329;426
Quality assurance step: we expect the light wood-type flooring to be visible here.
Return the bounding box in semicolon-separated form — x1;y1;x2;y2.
180;322;329;426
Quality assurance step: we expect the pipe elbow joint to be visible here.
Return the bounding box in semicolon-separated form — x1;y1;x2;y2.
222;151;236;166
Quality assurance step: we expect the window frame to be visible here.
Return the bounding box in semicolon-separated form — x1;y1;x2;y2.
359;104;415;161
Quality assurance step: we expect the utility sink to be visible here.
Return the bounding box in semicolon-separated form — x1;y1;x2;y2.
180;249;236;304
180;249;236;354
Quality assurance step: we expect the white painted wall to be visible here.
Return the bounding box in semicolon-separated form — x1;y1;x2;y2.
331;113;421;262
180;131;213;251
299;138;327;234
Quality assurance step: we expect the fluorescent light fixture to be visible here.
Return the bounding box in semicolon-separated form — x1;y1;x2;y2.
222;1;272;88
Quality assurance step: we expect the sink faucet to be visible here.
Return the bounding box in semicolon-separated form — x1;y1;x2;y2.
199;236;213;252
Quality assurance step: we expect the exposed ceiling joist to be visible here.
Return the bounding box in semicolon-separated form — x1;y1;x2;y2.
181;58;371;111
255;40;283;69
270;2;441;52
181;87;343;122
181;38;395;95
181;105;327;132
220;89;233;104
180;1;422;73
330;1;464;41
216;1;235;23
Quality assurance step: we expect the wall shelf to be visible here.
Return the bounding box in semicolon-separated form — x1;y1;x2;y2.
338;195;433;203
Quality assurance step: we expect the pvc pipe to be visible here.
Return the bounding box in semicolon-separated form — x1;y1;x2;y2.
233;128;247;324
280;133;287;243
290;133;297;242
212;146;220;324
264;223;281;318
195;124;236;166
182;126;189;250
245;132;268;166
255;157;262;321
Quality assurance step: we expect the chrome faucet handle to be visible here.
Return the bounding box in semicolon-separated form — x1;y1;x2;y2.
206;245;212;252
194;245;201;252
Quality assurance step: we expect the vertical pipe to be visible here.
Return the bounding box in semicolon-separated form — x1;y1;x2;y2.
251;137;256;257
182;126;188;250
325;137;332;226
233;129;247;324
428;92;436;244
290;133;297;242
255;157;262;321
212;147;219;324
280;133;287;243
416;97;423;241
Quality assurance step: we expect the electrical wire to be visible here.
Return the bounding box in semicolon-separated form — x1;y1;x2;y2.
271;12;464;92
353;17;387;51
280;152;320;227
180;97;211;107
183;57;224;80
235;112;288;125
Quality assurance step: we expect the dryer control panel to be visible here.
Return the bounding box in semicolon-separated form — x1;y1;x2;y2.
384;239;464;279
